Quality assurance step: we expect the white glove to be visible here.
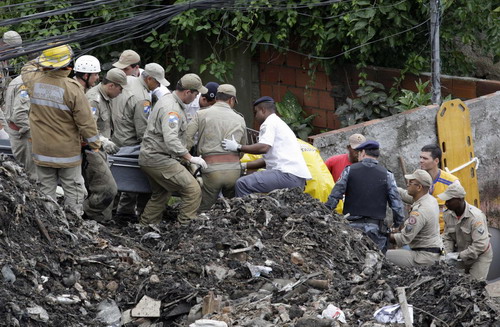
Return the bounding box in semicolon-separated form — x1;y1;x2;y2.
444;252;460;263
189;156;207;169
100;137;119;155
221;135;242;152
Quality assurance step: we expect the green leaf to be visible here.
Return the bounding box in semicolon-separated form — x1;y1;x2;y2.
144;36;154;43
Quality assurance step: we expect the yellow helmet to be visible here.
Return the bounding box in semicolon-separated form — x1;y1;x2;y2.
38;44;73;68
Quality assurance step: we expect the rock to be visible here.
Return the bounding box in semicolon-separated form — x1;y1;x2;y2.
106;280;119;292
291;252;305;265
150;274;160;283
295;317;333;327
131;295;161;318
26;305;49;323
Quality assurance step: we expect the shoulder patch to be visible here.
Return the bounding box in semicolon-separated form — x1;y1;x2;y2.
473;221;483;227
168;111;180;119
168;112;179;128
20;89;29;98
91;107;97;114
143;100;151;115
408;216;417;225
409;211;420;216
20;84;28;90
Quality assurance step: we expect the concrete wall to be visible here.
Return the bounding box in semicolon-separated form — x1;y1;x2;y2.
310;91;500;227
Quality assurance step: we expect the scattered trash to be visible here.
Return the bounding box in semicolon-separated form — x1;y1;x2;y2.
374;303;414;324
96;299;121;326
246;263;273;277
26;305;49;322
189;319;228;327
319;304;347;324
131;295;161;318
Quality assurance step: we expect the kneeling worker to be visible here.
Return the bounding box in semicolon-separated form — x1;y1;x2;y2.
439;182;492;281
387;169;443;266
222;96;311;196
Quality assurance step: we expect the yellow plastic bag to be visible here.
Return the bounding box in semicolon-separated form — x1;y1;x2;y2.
240;140;343;213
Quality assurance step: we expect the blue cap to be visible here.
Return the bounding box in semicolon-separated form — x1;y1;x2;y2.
203;82;219;100
253;96;275;107
356;140;380;150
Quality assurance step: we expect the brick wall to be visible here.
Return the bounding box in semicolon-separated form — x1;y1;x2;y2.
258;50;339;131
257;50;500;132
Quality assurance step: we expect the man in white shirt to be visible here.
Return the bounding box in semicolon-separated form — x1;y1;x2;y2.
222;96;312;196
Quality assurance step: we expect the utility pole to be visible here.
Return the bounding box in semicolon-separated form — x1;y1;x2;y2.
430;0;441;104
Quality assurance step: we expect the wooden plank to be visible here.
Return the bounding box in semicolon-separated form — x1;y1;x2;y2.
396;287;413;327
436;99;480;207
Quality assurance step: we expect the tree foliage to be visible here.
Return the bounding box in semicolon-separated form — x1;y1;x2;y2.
145;0;499;79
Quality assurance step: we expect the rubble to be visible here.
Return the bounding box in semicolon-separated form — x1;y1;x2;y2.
0;156;499;326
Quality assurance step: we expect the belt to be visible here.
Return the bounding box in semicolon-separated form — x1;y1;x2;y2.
8;121;20;131
347;217;382;225
412;247;442;254
203;153;240;164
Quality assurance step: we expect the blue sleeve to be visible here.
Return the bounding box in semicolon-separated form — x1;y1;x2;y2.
387;171;405;227
325;166;350;210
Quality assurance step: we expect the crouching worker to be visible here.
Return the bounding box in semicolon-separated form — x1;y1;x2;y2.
221;96;311;196
387;169;443;266
325;140;404;253
439;182;493;281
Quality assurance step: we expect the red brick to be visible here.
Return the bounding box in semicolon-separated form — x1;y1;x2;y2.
476;80;500;97
286;53;302;68
296;69;311;88
312;72;327;90
326;77;333;90
318;91;334;110
301;56;311;69
304;89;319;108
288;87;305;106
326;110;341;130
452;78;476;99
401;74;420;91
272;84;288;102
259;65;280;83
440;77;453;96
259;49;285;64
303;106;314;117
259;83;273;97
311;108;328;128
278;67;296;86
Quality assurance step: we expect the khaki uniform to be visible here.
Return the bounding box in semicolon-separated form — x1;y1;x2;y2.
186;101;247;210
110;76;149;147
139;92;201;224
443;202;493;280
114;76;152;216
3;75;37;178
1;60;11;113
22;60;100;215
87;83;113;138
84;84;118;222
387;193;443;266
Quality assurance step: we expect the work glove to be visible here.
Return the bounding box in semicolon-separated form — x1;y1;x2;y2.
189;156;208;169
444;252;460;263
222;135;242;152
100;136;119;155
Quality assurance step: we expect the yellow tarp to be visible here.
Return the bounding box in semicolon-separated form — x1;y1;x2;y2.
240;139;343;213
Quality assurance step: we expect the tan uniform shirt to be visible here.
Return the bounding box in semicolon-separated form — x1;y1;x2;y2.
4;75;30;136
86;83;113;138
21;60;100;168
443;202;491;261
186;101;247;173
110;77;148;147
139;92;188;167
394;193;443;249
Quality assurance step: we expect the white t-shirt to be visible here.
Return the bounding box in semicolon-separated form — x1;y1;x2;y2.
185;93;201;123
259;113;312;179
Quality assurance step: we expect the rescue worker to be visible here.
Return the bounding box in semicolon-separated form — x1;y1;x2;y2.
112;49;141;77
115;63;170;219
185;81;219;122
325;140;405;252
83;68;127;222
21;44;101;216
3;73;37;179
439;182;493;281
110;49;146;148
1;31;23;129
324;133;365;182
387;169;443;266
73;55;101;92
139;73;208;225
186;84;247;211
222;96;312;197
399;144;459;233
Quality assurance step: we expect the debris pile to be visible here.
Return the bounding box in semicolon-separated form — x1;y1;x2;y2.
0;156;499;326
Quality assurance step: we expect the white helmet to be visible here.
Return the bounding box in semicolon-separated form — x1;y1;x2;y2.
74;55;101;73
